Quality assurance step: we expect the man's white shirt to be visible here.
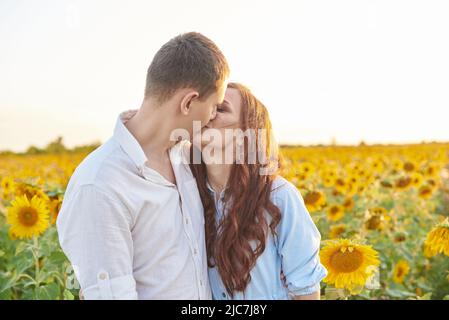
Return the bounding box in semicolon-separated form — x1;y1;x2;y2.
56;110;211;300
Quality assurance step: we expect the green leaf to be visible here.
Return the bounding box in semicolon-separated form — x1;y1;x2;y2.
385;288;417;298
48;251;68;265
416;292;433;300
0;288;13;300
38;240;54;258
14;257;34;274
35;282;60;300
15;241;30;255
63;289;75;300
0;271;32;295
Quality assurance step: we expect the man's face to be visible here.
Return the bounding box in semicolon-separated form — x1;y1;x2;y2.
200;87;242;150
190;81;227;128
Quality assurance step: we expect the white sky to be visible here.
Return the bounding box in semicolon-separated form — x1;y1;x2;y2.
1;0;449;152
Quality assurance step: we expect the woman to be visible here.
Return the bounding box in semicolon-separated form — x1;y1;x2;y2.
190;82;328;300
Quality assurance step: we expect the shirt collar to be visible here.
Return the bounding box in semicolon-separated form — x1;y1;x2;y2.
206;180;228;201
113;109;148;172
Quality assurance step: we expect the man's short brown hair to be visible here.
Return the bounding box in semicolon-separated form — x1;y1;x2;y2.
144;32;230;103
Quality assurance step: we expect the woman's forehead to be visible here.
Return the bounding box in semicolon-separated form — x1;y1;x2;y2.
224;87;241;108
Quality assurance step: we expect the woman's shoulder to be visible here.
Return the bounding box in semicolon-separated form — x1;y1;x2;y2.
270;175;304;205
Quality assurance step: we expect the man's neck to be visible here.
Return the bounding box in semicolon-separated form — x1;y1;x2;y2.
125;102;177;162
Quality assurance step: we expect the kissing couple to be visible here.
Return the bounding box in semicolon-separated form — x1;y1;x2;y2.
56;32;328;300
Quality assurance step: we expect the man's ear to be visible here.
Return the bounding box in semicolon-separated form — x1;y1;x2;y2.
180;91;199;116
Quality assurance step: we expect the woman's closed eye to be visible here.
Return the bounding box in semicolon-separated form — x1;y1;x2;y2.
217;106;226;113
217;101;230;113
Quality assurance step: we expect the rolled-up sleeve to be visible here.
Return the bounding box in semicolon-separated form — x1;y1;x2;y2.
274;182;328;296
56;184;137;300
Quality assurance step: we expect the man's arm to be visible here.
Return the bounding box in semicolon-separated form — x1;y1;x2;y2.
56;184;137;300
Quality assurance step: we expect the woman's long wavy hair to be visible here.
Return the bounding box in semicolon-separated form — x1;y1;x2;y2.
189;82;283;297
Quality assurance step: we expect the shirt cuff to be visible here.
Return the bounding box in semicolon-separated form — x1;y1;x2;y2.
290;282;321;296
82;271;138;300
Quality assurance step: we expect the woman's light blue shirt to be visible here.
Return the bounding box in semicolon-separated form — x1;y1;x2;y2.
206;176;328;300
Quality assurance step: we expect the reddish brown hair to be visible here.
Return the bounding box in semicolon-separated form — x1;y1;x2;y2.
190;83;282;297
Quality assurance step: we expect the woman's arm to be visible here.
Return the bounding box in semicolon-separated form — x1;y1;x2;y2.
273;179;328;300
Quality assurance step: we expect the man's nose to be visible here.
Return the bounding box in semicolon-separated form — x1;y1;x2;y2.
205;118;214;128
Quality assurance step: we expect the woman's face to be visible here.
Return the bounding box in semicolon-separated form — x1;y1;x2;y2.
199;87;242;153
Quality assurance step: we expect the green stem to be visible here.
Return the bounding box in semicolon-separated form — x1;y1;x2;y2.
33;236;40;287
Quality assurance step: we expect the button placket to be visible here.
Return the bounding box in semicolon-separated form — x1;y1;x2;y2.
177;187;204;299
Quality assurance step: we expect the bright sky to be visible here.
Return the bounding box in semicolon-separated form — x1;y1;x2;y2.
1;0;449;152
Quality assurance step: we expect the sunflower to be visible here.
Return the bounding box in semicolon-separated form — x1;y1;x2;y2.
334;178;347;194
403;161;416;172
8;228;19;240
322;170;337;187
393;231;407;243
392;159;403;173
370;159;385;174
394;176;412;191
329;224;346;239
320;239;380;294
303;190;326;213
6;195;50;239
15;182;49;202
423;242;437;259
423;163;439;178
345;178;359;197
392;260;410;283
48;195;63;224
380;180;393;188
1;176;16;199
327;204;345;222
418;185;435;200
298;161;316;178
1;176;15;192
410;172;424;188
424;218;449;257
342;197;355;212
365;207;390;231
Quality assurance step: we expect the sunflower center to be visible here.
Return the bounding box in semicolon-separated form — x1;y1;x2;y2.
330;248;364;273
366;215;382;230
18;207;39;226
404;162;415;171
305;192;321;205
396;177;411;188
396;267;404;278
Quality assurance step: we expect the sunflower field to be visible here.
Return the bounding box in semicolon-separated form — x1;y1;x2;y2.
1;142;449;300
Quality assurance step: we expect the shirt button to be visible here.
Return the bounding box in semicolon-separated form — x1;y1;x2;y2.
193;249;198;255
98;272;107;280
222;292;226;298
200;280;203;286
185;218;189;224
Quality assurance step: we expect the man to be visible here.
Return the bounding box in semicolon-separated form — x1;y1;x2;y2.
56;32;230;299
